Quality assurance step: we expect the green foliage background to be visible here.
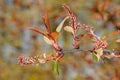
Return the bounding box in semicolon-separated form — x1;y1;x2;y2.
0;0;120;80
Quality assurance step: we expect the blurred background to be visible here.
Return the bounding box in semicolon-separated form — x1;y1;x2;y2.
0;0;120;80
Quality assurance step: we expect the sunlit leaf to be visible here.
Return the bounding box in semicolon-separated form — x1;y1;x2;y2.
64;26;74;34
105;55;114;59
56;16;69;32
50;32;59;41
116;39;120;43
92;51;100;62
54;60;59;75
43;36;52;45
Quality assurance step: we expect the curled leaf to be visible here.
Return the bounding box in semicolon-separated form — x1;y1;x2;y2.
56;16;69;32
43;36;52;45
64;26;74;34
54;60;59;75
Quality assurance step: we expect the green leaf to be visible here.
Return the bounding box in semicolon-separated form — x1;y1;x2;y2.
43;36;52;45
54;60;59;75
56;16;69;32
64;26;74;34
92;48;103;62
95;48;103;56
92;51;100;62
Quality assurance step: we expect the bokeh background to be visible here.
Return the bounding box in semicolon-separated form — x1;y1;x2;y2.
0;0;120;80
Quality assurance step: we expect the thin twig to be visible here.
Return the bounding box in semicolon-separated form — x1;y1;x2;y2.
63;49;120;58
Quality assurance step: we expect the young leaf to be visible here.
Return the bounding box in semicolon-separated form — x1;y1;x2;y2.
29;27;47;37
54;60;59;75
42;13;51;33
64;26;74;34
43;36;52;45
92;51;100;62
56;16;69;32
50;32;59;41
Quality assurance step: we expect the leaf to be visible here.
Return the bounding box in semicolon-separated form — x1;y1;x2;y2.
64;26;74;34
105;55;114;59
56;16;69;32
76;34;90;40
29;27;47;37
43;36;52;45
95;48;103;56
116;39;120;43
50;32;59;41
42;13;51;33
54;60;59;75
92;48;103;62
92;51;100;62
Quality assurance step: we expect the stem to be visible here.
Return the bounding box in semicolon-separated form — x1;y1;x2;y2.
63;49;120;58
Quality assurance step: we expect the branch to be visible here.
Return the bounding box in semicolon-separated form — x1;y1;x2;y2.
17;49;120;66
63;49;120;58
17;53;64;66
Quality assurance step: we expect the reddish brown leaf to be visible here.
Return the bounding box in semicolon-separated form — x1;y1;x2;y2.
42;13;51;33
29;27;47;37
76;34;90;40
50;32;59;41
103;30;120;40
